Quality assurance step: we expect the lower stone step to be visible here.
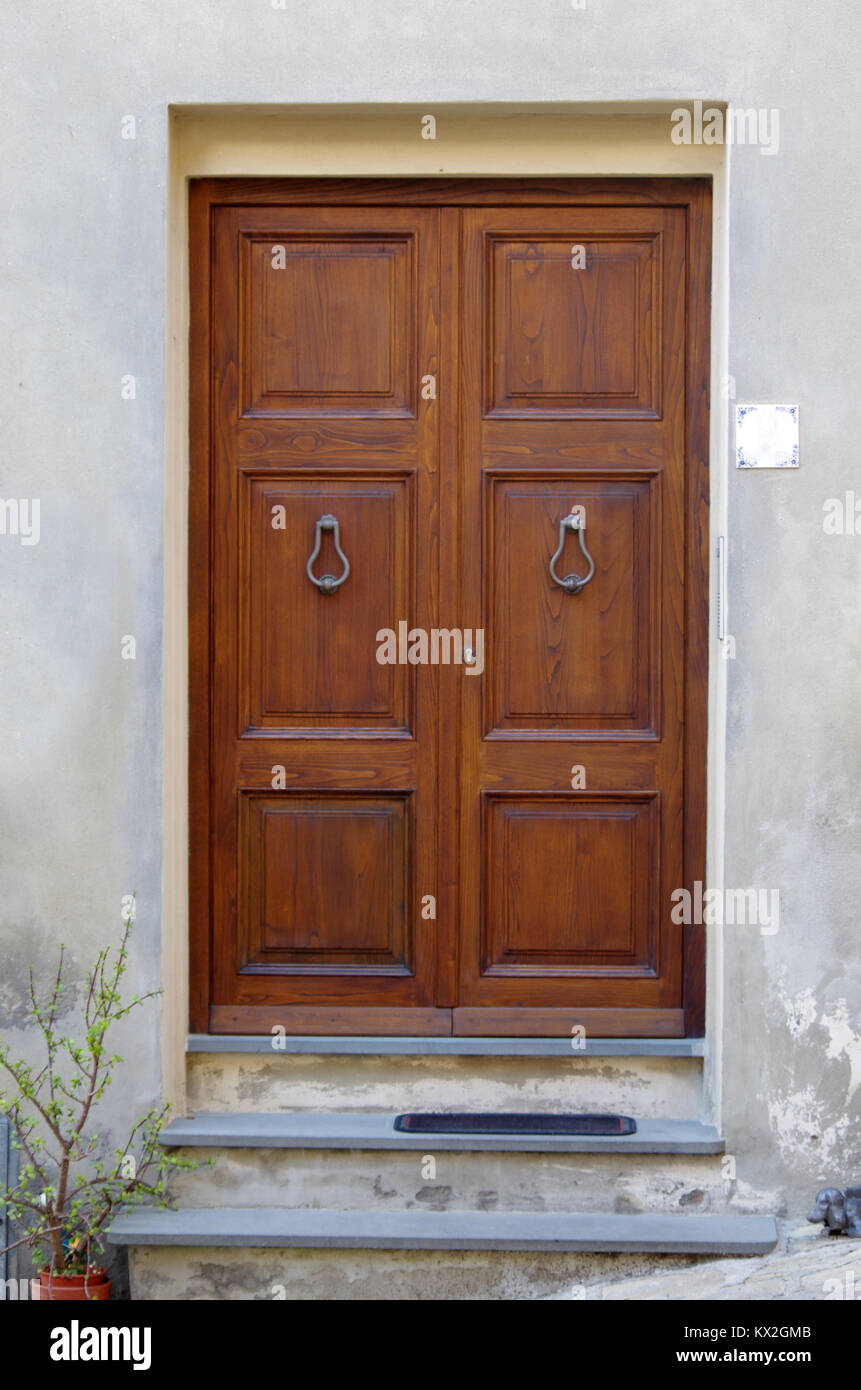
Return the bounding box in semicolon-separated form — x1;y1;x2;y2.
109;1207;777;1256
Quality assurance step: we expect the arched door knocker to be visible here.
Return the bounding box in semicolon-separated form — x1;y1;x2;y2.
306;514;350;595
549;510;595;594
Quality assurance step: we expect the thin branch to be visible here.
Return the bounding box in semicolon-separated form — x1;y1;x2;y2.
0;1053;67;1147
1;1224;64;1256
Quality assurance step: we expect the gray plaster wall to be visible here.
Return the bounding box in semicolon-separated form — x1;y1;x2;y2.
1;0;859;1235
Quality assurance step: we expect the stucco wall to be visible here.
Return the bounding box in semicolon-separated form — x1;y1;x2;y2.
1;0;859;1235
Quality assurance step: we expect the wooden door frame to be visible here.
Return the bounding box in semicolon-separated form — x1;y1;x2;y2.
188;176;710;1037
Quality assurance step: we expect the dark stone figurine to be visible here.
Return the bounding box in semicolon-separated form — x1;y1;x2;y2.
807;1186;861;1236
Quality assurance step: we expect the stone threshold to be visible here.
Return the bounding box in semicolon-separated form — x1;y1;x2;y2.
187;1035;706;1058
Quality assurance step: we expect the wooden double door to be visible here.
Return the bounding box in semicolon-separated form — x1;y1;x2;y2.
189;179;710;1038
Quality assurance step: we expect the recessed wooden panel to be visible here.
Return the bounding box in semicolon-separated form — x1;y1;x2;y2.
241;233;416;417
240;473;413;735
451;1007;685;1038
239;792;411;974
482;794;659;977
486;234;660;417
486;474;657;736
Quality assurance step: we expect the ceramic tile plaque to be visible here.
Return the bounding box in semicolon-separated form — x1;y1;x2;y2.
736;404;799;468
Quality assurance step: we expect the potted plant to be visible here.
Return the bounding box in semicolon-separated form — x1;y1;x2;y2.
0;901;202;1299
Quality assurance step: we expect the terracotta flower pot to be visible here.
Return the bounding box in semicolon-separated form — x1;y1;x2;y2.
30;1268;112;1301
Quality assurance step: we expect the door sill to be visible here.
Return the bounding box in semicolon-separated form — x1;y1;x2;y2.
187;1035;705;1058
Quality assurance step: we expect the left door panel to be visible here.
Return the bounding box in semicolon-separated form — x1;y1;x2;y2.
200;202;445;1034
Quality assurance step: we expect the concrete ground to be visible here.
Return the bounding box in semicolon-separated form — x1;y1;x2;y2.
547;1222;860;1300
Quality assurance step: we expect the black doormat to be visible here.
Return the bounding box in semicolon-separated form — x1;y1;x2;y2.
393;1112;637;1135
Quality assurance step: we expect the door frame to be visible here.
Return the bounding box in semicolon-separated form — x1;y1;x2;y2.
186;175;711;1039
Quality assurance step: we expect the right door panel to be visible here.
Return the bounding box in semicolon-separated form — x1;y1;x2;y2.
455;203;697;1037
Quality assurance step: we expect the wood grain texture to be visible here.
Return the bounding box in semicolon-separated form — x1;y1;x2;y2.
238;792;411;972
482;793;659;978
188;179;711;1037
452;1008;685;1038
240;472;413;733
485;472;656;734
198;201;441;1023
486;230;660;417
191;177;710;208
210;1006;451;1036
188;179;214;1033
434;207;461;1008
456;200;698;1028
240;225;415;417
681;182;712;1036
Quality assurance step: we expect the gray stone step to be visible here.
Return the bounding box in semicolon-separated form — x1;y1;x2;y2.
160;1112;724;1155
109;1207;778;1255
159;1112;746;1215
